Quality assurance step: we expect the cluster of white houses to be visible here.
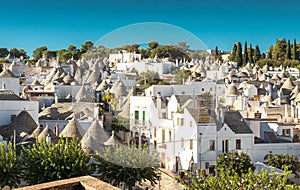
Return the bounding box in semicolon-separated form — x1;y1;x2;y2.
1;50;300;176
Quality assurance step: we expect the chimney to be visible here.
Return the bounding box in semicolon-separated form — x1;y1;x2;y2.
55;122;59;136
157;92;162;118
277;90;281;106
291;102;295;119
55;93;58;104
285;104;288;119
13;130;16;146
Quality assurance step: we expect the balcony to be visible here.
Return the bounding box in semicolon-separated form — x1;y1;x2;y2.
131;119;152;129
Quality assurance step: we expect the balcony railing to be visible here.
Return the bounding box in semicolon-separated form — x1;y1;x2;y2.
131;119;152;129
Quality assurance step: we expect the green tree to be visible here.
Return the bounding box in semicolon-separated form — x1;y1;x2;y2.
127;44;140;53
43;50;56;59
138;70;161;87
253;45;261;63
150;45;189;60
148;41;158;49
92;144;159;189
267;45;273;59
177;41;190;52
216;151;252;175
0;143;22;189
243;41;248;65
266;154;298;173
0;48;9;58
9;48;20;58
80;40;94;54
214;46;219;61
249;44;254;64
68;44;77;52
19;49;28;59
236;42;243;67
273;38;287;61
22;138;91;185
293;39;298;60
286;39;292;60
228;43;237;62
33;46;48;60
174;68;191;84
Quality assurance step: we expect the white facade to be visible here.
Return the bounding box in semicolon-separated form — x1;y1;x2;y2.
145;80;225;98
109;52;141;63
0;100;39;126
0;77;19;95
116;60;174;76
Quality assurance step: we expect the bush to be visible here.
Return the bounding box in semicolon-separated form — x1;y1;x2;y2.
22;138;91;185
0;143;22;189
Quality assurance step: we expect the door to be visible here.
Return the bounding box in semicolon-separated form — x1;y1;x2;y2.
161;153;166;168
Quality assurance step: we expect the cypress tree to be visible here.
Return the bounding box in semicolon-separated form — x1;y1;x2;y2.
253;45;261;63
293;39;297;60
214;46;219;61
229;44;237;62
286;39;291;60
236;42;243;67
243;41;248;65
267;45;273;59
249;44;254;64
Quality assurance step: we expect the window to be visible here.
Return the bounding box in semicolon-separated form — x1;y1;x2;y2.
162;129;165;143
11;115;16;121
222;139;229;153
209;140;215;151
154;140;157;149
190;139;193;150
202;88;204;92
142;111;146;120
181;138;184;148
177;118;184;126
190;121;193;127
169;130;172;142
142;111;146;125
236;139;241;150
154;128;156;138
283;129;291;137
134;111;139;120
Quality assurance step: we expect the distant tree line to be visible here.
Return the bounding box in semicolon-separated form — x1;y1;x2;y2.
0;47;28;59
228;38;300;69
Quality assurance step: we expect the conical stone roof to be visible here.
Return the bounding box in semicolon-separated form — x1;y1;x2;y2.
60;118;85;140
281;78;294;90
0;69;16;78
113;82;128;98
227;83;240;96
38;126;57;143
81;120;109;154
75;85;93;102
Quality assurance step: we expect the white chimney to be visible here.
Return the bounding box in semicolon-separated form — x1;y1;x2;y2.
291;102;295;119
157;92;162;118
285;104;288;119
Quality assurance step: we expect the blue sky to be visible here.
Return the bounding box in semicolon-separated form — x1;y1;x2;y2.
0;0;299;56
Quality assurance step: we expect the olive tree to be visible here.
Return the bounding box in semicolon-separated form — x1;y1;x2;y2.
216;151;252;175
